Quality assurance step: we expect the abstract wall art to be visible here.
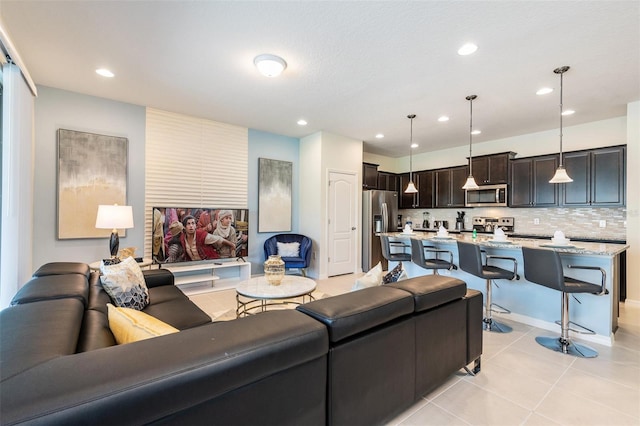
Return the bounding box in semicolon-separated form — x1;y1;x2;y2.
258;158;292;232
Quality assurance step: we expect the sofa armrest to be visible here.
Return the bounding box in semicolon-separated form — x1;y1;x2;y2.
143;268;174;288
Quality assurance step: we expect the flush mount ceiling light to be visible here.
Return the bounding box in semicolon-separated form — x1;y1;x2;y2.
375;133;384;139
254;54;287;77
457;43;478;56
549;66;573;184
536;87;553;95
96;68;114;78
404;114;418;194
297;119;307;126
462;95;480;190
562;109;575;116
438;116;450;122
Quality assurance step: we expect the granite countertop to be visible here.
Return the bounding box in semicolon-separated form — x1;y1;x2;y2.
387;231;629;257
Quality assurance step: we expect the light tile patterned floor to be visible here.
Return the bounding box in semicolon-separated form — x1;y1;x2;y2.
189;273;640;426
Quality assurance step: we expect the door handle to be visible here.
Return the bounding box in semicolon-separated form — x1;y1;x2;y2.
351;227;356;230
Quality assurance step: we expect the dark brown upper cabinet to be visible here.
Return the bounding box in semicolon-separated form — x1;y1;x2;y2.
415;170;434;208
363;163;378;189
377;172;398;192
471;152;516;185
435;166;468;208
562;145;625;206
510;155;559;207
398;173;415;209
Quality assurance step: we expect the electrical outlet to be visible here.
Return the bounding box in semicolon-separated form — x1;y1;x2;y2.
599;220;606;228
534;218;540;225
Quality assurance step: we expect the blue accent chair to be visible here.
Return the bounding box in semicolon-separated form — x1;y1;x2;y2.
264;234;312;277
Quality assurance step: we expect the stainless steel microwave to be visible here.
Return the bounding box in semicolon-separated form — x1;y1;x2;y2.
465;184;508;207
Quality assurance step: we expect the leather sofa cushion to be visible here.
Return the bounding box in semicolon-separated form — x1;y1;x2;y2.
143;268;174;288
11;274;89;308
297;286;413;343
77;309;117;352
389;275;466;312
0;310;328;425
32;262;91;279
143;286;211;329
0;298;84;380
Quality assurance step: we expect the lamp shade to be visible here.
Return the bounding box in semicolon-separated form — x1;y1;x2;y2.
404;181;418;194
95;205;134;230
462;176;480;190
549;166;574;183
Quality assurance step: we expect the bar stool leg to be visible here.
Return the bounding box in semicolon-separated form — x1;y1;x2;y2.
535;292;598;358
483;279;512;333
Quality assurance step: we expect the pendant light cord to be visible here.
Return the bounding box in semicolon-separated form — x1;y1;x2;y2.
469;97;473;175
559;70;564;166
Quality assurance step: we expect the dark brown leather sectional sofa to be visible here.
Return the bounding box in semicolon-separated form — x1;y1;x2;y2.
0;262;482;425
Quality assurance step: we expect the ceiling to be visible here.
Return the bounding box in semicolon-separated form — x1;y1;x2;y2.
2;1;639;157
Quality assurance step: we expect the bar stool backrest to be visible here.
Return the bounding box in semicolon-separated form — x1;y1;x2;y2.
457;241;484;278
380;235;392;260
410;238;426;265
522;247;565;292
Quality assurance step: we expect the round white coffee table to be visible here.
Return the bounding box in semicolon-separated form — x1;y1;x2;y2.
235;275;317;318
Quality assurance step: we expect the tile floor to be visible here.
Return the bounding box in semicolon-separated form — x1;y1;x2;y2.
189;273;640;426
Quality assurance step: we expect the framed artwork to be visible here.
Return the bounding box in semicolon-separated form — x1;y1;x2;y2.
57;129;128;239
258;158;292;232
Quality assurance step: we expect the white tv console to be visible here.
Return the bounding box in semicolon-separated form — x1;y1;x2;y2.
160;259;251;296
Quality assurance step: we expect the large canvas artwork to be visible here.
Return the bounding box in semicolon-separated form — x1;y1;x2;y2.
258;158;292;232
57;129;128;239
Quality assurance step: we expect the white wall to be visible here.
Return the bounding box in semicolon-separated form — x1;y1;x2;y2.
300;131;363;279
625;101;639;303
366;116;627;173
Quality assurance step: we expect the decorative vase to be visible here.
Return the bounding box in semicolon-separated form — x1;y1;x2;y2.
264;255;285;285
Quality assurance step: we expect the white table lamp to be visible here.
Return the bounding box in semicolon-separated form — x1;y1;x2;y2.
95;204;134;257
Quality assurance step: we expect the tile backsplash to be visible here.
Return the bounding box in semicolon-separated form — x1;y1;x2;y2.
400;207;626;241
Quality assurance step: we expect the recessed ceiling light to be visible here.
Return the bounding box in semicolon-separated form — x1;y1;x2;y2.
536;87;553;95
297;119;307;126
561;109;575;116
457;43;478;56
375;133;384;139
254;54;287;77
437;116;449;122
96;68;114;78
411;143;418;148
471;130;481;135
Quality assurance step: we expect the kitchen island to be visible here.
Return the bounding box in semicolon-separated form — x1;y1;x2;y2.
384;232;629;346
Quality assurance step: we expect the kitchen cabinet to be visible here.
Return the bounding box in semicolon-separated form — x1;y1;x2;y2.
363;163;378;189
562;146;625;206
416;170;434;208
398;173;416;209
435;166;468;208
510;155;559;207
471;152;515;185
377;172;398;192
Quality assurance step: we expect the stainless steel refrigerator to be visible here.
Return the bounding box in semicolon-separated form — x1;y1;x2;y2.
362;190;398;272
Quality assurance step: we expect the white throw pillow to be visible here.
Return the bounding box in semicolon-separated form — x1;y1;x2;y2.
277;241;300;257
352;262;383;291
100;256;149;310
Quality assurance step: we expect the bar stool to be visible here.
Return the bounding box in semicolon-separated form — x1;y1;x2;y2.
380;235;412;263
522;246;607;358
410;238;457;275
457;241;519;333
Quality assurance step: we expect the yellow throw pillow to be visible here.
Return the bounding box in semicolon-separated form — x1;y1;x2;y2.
107;303;179;344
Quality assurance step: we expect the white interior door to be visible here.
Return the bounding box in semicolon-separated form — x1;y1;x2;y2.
328;171;357;276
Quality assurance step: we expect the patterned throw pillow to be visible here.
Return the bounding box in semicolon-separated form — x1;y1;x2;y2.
100;256;149;310
383;262;407;284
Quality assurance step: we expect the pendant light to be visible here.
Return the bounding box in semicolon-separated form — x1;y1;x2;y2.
404;114;418;194
549;66;573;183
462;95;480;190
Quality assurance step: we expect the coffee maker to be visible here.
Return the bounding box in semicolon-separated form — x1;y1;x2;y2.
397;214;403;229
